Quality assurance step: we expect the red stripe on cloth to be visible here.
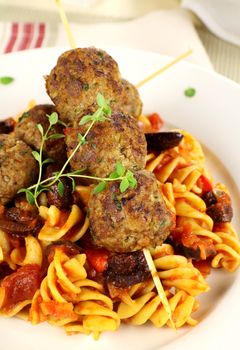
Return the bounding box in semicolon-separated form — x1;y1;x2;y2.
34;23;46;48
4;23;19;53
18;23;34;51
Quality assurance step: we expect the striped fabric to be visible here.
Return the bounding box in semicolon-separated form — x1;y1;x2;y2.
0;22;47;53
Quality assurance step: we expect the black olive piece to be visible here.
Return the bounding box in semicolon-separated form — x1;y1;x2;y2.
0;207;43;236
47;177;73;210
105;250;151;288
145;131;184;153
0;118;16;134
174;243;216;261
202;191;217;207
45;240;82;261
45;164;73;210
203;190;233;223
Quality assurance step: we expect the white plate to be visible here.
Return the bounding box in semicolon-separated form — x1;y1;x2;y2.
0;47;239;350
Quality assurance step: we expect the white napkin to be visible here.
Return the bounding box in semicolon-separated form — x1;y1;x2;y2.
56;9;213;69
182;0;240;46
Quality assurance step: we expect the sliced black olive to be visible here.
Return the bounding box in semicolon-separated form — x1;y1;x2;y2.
203;190;233;223
0;118;16;134
45;164;73;210
105;251;151;288
169;227;216;261
0;207;43;236
145;131;184;152
45;241;82;263
174;243;216;261
202;191;217;207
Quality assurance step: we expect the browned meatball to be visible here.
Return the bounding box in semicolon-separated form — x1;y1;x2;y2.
65;112;147;178
0;134;38;205
88;170;175;252
46;48;142;125
15;104;66;164
119;79;142;118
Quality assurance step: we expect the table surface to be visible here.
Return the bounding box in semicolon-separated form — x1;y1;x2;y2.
0;0;239;83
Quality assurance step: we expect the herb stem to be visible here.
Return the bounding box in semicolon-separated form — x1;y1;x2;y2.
19;94;136;204
55;119;96;183
27;172;125;192
33;123;52;207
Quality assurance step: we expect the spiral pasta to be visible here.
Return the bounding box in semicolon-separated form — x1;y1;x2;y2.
0;230;16;270
29;249;87;326
38;204;89;242
151;245;209;296
211;223;240;272
118;288;199;328
116;244;207;327
145;127;240;272
10;236;43;267
29;248;120;339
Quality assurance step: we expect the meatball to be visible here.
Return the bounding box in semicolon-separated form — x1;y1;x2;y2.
0;134;38;205
88;170;175;252
46;48;142;125
65;112;147;178
118;79;142;118
15;104;66;164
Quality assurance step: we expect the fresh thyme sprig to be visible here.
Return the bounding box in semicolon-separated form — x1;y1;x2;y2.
18;112;65;207
27;162;137;195
52;92;112;185
18;93;137;207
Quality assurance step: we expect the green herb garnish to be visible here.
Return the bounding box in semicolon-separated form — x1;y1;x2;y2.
184;87;196;97
83;83;89;91
18;93;137;206
19;111;30;122
0;76;14;85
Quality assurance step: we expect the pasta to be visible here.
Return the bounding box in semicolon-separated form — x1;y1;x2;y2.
211;223;240;272
10;236;43;267
38;204;89;242
29;248;120;339
146;129;240;273
116;244;205;327
118;288;199;328
0;121;239;339
0;230;16;270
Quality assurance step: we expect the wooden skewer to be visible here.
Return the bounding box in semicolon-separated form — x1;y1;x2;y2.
136;49;192;88
55;0;192;88
55;0;76;49
143;248;175;329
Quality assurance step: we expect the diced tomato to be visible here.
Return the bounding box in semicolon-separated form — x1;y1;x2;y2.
41;301;77;320
193;260;211;277
148;113;164;131
197;175;213;193
1;264;41;310
171;224;216;260
85;248;109;273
